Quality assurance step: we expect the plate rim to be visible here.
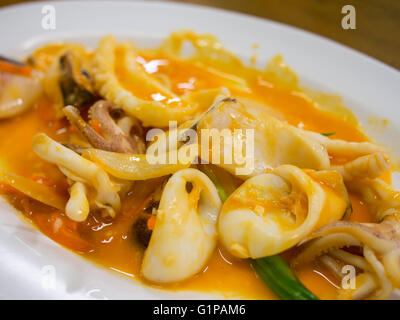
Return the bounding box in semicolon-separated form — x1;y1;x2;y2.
0;0;398;76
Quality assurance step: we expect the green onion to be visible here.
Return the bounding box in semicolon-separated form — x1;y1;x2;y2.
321;132;336;137
251;255;319;300
198;164;229;202
201;165;319;300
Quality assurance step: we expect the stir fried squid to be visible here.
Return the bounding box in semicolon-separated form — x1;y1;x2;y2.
293;179;400;299
141;168;221;283
42;45;95;118
64;100;146;154
0;56;42;118
197;97;390;179
0;31;399;300
32;133;121;220
218;165;350;258
93;36;200;127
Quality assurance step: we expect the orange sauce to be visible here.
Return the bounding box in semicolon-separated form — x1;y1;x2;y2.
250;83;367;142
0;45;388;300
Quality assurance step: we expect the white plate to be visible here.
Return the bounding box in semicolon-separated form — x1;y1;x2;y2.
0;0;399;299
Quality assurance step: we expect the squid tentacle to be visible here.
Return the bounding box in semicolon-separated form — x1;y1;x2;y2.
64;100;145;154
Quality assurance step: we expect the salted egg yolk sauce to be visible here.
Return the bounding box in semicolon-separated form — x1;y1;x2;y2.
0;45;386;300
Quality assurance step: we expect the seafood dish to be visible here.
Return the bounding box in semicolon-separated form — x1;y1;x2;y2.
0;31;399;300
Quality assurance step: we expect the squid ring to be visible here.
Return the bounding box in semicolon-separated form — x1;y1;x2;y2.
141;168;221;283
218;165;350;258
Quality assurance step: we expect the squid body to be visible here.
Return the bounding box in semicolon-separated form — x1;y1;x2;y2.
141;168;221;283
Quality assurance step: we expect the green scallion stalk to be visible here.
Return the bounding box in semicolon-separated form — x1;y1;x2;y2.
251;255;319;300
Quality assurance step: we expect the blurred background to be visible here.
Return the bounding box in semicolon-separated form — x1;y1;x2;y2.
1;0;399;69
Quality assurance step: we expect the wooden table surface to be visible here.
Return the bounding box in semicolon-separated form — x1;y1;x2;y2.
1;0;399;70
